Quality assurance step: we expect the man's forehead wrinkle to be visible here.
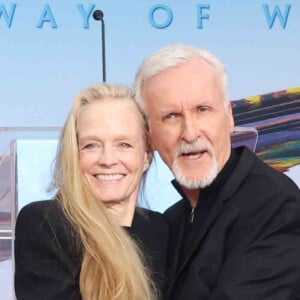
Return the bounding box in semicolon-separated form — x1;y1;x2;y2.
162;73;176;89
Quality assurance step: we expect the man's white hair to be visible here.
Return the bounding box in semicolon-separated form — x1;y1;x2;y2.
133;43;229;114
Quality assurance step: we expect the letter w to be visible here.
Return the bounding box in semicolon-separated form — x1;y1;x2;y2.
0;3;16;28
263;4;291;29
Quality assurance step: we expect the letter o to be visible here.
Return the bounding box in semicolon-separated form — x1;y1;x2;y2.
148;4;173;29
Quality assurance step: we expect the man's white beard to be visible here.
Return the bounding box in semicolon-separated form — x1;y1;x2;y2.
172;139;218;189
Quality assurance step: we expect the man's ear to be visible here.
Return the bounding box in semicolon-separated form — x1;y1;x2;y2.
227;101;235;133
150;136;157;151
143;152;150;172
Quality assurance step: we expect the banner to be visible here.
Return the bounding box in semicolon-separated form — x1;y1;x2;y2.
0;0;299;206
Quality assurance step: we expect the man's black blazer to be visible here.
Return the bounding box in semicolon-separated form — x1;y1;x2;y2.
164;146;300;300
15;199;169;299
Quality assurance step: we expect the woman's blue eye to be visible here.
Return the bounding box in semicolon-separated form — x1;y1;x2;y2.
82;143;100;150
85;144;95;149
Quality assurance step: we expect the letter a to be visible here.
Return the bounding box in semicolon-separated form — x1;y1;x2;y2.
37;4;58;28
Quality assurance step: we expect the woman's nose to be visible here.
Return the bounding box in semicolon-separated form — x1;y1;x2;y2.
97;146;118;166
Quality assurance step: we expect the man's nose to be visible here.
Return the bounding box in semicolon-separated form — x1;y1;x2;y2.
181;115;199;143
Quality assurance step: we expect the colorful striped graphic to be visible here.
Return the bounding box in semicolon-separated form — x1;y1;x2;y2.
231;87;300;172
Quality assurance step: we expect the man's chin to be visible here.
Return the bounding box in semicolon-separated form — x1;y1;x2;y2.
172;165;218;189
180;178;209;189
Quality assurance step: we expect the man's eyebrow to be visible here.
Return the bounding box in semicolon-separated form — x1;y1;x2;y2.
159;108;182;114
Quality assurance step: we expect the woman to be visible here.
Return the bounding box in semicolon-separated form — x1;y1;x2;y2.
14;84;169;300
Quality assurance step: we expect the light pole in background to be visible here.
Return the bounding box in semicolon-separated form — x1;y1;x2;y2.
93;10;106;82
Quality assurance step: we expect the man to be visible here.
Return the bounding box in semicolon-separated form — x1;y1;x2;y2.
133;44;300;300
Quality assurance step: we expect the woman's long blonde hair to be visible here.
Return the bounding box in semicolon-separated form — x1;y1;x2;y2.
52;83;156;300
